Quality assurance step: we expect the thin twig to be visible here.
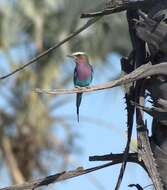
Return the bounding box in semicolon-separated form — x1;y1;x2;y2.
114;125;133;190
129;183;153;190
128;184;144;190
143;184;153;189
0;17;101;80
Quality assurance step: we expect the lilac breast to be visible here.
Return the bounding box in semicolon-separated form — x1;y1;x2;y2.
76;63;92;80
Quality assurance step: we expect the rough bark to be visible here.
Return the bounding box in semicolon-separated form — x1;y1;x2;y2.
134;1;167;189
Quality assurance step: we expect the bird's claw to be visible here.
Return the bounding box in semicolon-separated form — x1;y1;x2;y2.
75;86;82;90
75;86;91;90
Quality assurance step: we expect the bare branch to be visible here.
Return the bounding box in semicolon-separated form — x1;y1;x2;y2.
81;0;151;18
0;152;146;190
35;62;167;95
0;17;101;80
0;163;112;190
90;152;137;161
89;153;146;170
0;152;139;190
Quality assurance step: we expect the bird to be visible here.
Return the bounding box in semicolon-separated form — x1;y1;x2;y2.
68;52;93;122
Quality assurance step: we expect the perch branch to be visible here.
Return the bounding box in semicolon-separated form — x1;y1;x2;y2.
0;17;101;80
35;62;167;95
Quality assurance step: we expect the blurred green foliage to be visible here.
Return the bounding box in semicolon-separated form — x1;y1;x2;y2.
0;0;130;184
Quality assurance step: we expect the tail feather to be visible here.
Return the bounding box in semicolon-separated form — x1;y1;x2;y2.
76;93;82;122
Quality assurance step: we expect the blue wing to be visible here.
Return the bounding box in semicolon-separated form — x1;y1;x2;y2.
73;67;78;86
90;64;93;82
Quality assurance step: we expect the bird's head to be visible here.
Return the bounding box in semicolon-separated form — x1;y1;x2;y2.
67;52;89;64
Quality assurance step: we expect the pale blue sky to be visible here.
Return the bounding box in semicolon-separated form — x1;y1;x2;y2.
51;53;152;190
0;49;152;190
0;0;153;188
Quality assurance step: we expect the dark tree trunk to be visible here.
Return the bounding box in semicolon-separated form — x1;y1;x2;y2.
128;1;167;189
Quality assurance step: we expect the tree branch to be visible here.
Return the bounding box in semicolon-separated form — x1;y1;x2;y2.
0;17;101;80
35;62;167;95
0;152;140;190
89;153;146;170
90;152;137;161
80;0;152;18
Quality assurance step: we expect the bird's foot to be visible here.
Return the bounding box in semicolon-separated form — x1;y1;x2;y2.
75;86;82;90
85;86;91;89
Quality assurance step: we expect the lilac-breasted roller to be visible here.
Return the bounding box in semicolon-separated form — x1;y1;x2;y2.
68;52;93;122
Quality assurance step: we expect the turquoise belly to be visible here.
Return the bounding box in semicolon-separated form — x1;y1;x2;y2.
74;77;92;87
